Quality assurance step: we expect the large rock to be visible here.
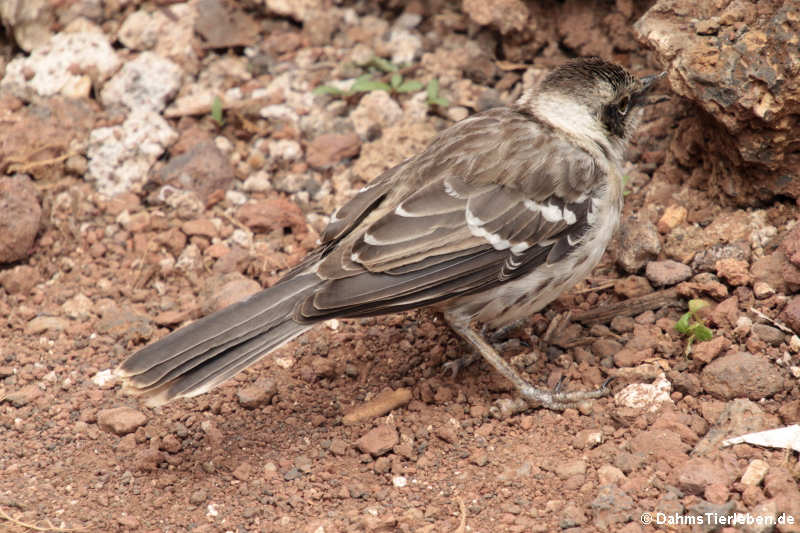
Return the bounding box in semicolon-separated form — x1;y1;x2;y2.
462;0;529;34
150;140;233;203
635;1;800;205
0;175;41;264
701;352;786;400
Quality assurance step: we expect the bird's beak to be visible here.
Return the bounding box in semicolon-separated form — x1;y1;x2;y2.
638;71;666;92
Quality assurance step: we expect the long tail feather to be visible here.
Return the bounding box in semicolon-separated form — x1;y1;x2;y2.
116;274;319;406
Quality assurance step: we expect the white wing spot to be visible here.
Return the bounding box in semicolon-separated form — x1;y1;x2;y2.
510;241;530;253
563;206;577;225
395;204;421;217
524;199;562;223
541;202;562;222
465;207;487;227
466;208;511;250
587;198;600;224
359;181;379;193
443;180;466;199
363;233;380;245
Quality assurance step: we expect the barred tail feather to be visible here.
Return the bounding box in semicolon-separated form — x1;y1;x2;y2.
116;274;319;406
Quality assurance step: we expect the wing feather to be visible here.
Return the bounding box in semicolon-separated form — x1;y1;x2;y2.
301;107;605;320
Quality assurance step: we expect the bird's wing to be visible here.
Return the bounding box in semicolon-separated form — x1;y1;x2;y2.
296;108;606;320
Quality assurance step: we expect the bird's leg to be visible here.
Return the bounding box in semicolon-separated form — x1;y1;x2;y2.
487;318;529;344
442;349;481;378
442;320;529;378
444;312;611;414
541;310;572;345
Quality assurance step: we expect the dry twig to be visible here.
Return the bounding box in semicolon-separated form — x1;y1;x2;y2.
750;306;796;335
571;288;682;325
342;388;412;425
453;496;467;533
0;507;84;532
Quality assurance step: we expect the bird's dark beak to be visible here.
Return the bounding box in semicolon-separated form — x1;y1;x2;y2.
632;71;667;106
638;71;666;93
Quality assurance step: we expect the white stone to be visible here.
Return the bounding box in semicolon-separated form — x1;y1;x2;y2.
175;244;202;272
265;0;324;22
1;32;119;97
225;190;248;206
62;293;93;321
101;52;183;112
117;5;198;69
260;104;299;124
243;172;273;193
87;109;177;196
91;369;116;388
268;139;303;161
387;28;422;65
614;373;673;412
230;229;252;249
740;459;769;486
790;335;800;353
350;91;403;139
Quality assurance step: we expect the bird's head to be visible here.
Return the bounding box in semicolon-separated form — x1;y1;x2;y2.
523;57;665;159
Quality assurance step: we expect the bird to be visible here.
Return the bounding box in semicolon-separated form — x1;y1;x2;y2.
117;57;665;411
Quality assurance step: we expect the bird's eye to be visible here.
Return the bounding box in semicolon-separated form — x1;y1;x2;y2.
618;96;631;115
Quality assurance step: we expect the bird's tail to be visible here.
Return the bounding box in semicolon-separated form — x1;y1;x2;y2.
116;273;319;406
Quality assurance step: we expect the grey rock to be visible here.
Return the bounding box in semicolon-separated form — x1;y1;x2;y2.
635;1;800;204
646;260;692;286
752;324;786;346
0;176;41;264
97;407;147;436
616;218;661;273
701;352;786;401
237;379;277;409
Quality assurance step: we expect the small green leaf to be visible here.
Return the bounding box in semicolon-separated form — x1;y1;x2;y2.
397;79;424;93
427;78;440;100
211;95;224;126
688;299;710;314
685;335;695;356
371;57;397;73
390;72;402;89
693;324;713;342
350;76;391;93
351;73;373;85
425;79;449;106
313;85;345;96
675;312;691;334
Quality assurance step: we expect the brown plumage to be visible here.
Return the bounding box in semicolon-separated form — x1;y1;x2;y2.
117;57;664;410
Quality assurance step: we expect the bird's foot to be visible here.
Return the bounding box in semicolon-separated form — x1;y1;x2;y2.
441;351;481;378
490;377;613;419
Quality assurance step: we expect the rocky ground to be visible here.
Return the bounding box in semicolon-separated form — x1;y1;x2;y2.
2;0;800;532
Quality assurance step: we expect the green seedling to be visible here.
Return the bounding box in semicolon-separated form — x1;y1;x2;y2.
675;299;713;356
211;95;225;126
315;72;423;96
622;174;632;196
426;77;449;107
313;57;446;108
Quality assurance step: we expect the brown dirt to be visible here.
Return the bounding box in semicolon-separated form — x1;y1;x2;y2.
2;2;800;533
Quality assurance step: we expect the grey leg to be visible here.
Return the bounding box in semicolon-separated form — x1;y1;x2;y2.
542;310;572;344
443;320;528;377
444;312;611;414
442;350;481;378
